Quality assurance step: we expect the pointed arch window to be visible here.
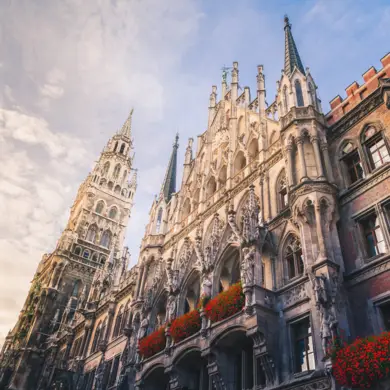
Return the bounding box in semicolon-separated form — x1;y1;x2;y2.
74;247;81;256
295;80;304;107
102;162;110;176
156;208;163;234
86;225;97;242
72;280;81;297
114;141;118;152
120;143;126;154
92;323;102;353
113;306;124;338
100;231;111;248
109;207;118;220
340;142;364;185
92;253;98;262
284;236;304;280
362;126;390;170
95;201;104;214
277;171;288;211
113;164;121;179
283;86;289;114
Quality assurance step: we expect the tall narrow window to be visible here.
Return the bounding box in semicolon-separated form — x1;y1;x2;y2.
359;213;386;258
92;323;102;353
277;171;288;211
86;226;97;242
100;231;111;248
283;86;288;114
292;317;315;373
295;80;304;107
380;302;390;331
109;207;118;220
72;280;81;297
341;142;364;185
113;164;121;179
113;141;118;152
120;143;126;154
362;126;390;170
156;208;163;234
113;306;124;338
95;201;104;214
108;355;121;388
284;236;304;280
102;162;110;176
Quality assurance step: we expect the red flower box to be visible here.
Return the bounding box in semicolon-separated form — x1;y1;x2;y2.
204;283;245;323
170;309;201;343
330;331;390;388
138;327;166;359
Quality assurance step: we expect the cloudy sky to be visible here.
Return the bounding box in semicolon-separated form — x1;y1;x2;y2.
0;0;389;346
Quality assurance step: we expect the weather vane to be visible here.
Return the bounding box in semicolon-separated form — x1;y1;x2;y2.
221;65;232;83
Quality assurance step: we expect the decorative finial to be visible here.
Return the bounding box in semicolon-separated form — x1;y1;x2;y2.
284;14;290;27
174;133;179;147
221;65;232;83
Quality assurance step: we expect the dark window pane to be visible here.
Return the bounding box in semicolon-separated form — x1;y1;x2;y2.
381;304;390;331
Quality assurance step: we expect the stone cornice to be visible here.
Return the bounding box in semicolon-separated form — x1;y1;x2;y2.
328;89;384;141
345;254;390;286
338;163;390;206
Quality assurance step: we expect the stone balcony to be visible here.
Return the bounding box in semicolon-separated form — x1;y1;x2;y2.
280;105;325;130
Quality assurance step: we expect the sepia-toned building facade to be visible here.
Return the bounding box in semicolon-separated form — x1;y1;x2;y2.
1;16;390;390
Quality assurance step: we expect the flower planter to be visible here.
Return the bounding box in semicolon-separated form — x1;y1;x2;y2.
204;283;245;324
330;331;390;389
170;310;201;343
138;327;166;359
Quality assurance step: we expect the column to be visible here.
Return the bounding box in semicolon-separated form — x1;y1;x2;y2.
314;202;327;261
285;144;294;187
320;143;335;183
139;264;149;297
259;176;265;224
135;266;144;298
271;257;277;291
311;136;325;179
266;175;271;221
296;136;308;181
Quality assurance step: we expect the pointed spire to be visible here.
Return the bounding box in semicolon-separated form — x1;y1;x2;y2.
160;134;179;202
284;15;305;77
119;108;134;138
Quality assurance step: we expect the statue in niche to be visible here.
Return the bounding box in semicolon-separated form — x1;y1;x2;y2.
201;273;212;297
241;246;256;286
166;294;177;323
137;314;149;340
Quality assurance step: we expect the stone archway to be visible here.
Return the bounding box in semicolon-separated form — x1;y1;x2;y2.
142;365;170;390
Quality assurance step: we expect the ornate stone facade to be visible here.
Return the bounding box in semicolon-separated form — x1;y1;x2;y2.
1;16;390;390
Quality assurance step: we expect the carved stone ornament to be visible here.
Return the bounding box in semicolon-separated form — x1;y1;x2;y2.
241;246;255;287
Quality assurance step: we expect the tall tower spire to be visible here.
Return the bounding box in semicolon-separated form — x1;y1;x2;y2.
284;15;305;77
160;134;179;202
118;108;134;139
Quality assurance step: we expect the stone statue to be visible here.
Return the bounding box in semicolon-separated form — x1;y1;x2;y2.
166;295;177;323
201;273;212;297
320;310;332;355
241;246;255;286
137;314;149;340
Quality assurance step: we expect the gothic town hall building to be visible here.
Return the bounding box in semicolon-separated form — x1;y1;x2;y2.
1;16;390;390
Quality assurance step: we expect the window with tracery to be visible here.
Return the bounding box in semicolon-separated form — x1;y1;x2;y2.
341;142;365;185
156;208;163;234
277;171;288;210
100;231;111;248
113;306;124;338
284;236;304;280
95;201;104;214
362;126;390;170
113;164;121;179
295;80;304;107
86;226;97;242
109;207;118;220
102;162;110;176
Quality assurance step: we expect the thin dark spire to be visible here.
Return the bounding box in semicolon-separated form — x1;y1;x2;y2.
284;15;305;77
160;134;179;202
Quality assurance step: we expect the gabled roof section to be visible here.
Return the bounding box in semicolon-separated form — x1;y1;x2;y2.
284;15;305;77
160;134;179;202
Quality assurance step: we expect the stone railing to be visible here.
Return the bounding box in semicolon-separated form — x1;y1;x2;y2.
280;105;325;129
142;234;165;248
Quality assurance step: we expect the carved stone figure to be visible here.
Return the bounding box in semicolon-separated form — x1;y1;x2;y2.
166;295;177;323
201;273;212;297
241;246;256;286
137;315;149;340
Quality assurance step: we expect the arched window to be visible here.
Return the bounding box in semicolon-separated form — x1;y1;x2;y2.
92;253;98;262
121;188;127;197
234;151;247;174
340;142;364;185
120;143;126;154
295;80;304;107
83;250;90;259
100;256;106;264
109;207;118;220
283;86;288;114
108;181;114;190
362;126;390;170
114;141;118;152
74;247;81;256
72;280;81;297
248;138;259;160
277;171;288;211
100;231;111;248
92;323;102;353
86;225;97;242
102;162;110;176
113;164;121;179
113;306;124;338
95;201;104;214
114;185;121;194
284;236;304;280
156;208;163;234
218;166;227;186
206;176;217;198
181;198;191;220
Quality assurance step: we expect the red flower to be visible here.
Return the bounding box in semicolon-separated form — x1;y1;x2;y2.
138;327;166;359
170;310;201;343
204;283;245;323
329;331;390;388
